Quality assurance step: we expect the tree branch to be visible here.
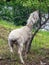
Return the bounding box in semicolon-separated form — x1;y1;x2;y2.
27;16;49;53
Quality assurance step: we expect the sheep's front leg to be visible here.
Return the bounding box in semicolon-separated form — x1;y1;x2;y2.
25;39;31;58
25;40;30;54
18;44;24;64
25;40;30;59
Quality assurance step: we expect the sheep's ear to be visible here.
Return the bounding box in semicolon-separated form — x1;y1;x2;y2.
36;10;39;13
33;10;39;15
34;10;39;13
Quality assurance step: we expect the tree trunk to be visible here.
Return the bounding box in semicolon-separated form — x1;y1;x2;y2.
27;11;49;53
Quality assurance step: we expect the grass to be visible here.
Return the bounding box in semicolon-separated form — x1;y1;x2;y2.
31;30;49;55
0;20;49;65
0;20;22;29
32;30;49;49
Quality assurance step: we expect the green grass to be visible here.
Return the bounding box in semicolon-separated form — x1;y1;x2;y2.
31;30;49;55
0;20;22;29
0;20;49;64
32;31;49;49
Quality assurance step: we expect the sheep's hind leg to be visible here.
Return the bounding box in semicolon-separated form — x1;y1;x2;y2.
8;40;13;53
18;43;24;64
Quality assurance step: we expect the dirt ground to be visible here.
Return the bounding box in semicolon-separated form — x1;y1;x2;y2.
0;48;49;65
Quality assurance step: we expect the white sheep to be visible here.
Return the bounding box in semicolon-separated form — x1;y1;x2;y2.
8;10;39;64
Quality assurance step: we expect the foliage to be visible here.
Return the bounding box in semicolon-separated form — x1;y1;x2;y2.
0;0;49;25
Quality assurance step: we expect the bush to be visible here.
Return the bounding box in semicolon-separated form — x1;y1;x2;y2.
0;0;49;25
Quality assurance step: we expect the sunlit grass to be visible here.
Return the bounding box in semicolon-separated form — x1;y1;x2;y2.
0;20;22;29
32;31;49;48
31;30;49;55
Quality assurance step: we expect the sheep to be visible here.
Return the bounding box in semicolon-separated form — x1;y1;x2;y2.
8;10;39;64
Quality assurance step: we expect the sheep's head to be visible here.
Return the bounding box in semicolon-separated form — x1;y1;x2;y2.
27;10;39;26
30;10;39;24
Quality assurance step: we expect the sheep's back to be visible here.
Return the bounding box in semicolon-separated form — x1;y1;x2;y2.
8;26;32;44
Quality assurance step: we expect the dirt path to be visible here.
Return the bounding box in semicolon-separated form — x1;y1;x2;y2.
0;51;49;65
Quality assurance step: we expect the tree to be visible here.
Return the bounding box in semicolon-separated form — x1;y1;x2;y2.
0;0;49;25
27;4;49;53
6;0;10;2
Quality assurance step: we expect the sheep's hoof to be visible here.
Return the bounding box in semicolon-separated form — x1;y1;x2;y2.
21;61;25;64
10;49;13;53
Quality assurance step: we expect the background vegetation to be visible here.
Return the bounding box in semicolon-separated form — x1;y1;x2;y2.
0;0;49;25
0;0;49;65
